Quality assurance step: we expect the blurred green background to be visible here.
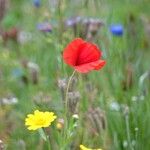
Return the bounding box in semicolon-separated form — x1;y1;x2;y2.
0;0;150;149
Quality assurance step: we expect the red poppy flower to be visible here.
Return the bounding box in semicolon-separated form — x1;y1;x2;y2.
63;38;106;73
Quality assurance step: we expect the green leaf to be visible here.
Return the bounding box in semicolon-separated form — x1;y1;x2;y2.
38;128;47;141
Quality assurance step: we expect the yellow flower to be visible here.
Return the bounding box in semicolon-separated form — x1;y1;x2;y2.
80;145;102;150
25;110;57;130
56;122;63;129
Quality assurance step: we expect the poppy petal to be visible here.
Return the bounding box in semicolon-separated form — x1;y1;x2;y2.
63;38;85;66
74;60;106;73
76;42;101;65
94;60;106;70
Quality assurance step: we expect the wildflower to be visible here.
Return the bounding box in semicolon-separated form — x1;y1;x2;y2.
83;18;104;41
33;0;41;7
72;114;79;119
25;110;57;130
37;22;52;32
65;17;104;41
110;24;124;36
1;96;18;105
56;118;64;130
65;16;81;27
80;145;102;150
58;78;67;90
63;38;106;73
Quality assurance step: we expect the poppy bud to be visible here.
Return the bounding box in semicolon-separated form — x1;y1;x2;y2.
58;78;67;90
58;78;67;100
68;91;80;114
110;24;124;36
85;18;104;41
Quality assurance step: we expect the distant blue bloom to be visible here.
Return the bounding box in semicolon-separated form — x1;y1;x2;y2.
12;68;24;78
110;24;124;36
37;22;52;32
33;0;41;8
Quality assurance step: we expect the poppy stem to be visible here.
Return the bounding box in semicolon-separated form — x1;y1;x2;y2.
63;70;76;148
65;70;76;112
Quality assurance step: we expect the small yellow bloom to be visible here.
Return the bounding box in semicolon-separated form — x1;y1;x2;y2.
56;122;63;129
80;145;102;150
25;110;57;130
56;118;64;130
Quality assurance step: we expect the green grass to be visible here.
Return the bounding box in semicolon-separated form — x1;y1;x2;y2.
0;0;150;149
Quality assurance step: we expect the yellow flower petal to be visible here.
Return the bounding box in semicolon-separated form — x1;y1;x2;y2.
25;110;57;131
80;145;102;150
80;145;92;150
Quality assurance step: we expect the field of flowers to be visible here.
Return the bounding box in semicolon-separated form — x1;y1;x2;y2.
0;0;150;150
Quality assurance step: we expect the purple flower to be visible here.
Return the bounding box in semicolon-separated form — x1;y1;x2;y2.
33;0;41;8
110;24;124;36
65;16;82;27
37;22;52;32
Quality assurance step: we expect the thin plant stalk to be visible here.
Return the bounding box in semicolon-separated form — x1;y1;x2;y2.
125;115;134;150
43;129;51;150
62;70;76;149
65;70;76;111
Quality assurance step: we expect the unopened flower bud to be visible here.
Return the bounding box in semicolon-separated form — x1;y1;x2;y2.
56;118;64;130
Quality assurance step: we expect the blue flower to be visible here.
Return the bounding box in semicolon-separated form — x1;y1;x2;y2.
110;24;124;36
12;68;24;78
33;0;41;8
37;22;52;32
